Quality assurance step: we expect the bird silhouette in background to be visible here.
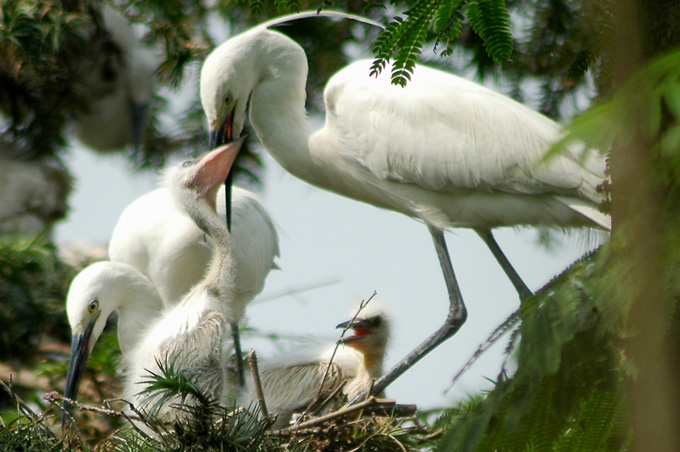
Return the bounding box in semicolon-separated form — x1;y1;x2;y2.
74;5;157;153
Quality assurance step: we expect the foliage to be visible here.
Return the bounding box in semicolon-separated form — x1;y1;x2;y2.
370;0;511;86
0;0;92;158
437;250;632;452
549;47;680;214
0;236;73;363
0;414;76;452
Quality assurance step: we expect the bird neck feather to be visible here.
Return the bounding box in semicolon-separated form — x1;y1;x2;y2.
248;35;322;183
181;191;235;307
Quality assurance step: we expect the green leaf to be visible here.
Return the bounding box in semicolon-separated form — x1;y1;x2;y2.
465;0;513;63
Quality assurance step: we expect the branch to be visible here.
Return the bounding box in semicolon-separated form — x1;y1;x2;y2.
277;397;417;434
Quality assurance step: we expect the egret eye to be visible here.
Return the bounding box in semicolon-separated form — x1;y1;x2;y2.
224;92;233;105
182;160;193;168
88;299;99;314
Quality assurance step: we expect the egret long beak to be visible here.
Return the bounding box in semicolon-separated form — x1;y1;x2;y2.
62;317;98;428
130;101;150;154
209;109;236;232
336;317;373;345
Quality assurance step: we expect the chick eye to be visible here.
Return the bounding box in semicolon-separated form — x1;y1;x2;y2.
224;92;233;105
88;299;99;314
182;160;193;168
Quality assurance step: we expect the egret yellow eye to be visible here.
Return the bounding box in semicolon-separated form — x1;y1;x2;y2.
88;299;99;314
224;92;233;104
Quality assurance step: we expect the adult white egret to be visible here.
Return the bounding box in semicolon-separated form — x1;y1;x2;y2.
63;261;164;424
239;302;390;427
123;140;243;421
74;5;156;152
200;13;610;396
109;182;279;386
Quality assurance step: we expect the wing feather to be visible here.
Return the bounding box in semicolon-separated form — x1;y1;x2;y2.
321;60;606;203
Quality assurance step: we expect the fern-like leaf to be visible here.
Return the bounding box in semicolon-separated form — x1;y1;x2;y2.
433;0;464;57
370;17;405;77
465;0;513;63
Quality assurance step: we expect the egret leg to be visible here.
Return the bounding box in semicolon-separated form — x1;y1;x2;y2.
362;226;468;398
231;322;245;387
475;229;533;301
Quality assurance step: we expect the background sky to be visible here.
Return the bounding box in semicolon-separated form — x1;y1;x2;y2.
55;142;594;411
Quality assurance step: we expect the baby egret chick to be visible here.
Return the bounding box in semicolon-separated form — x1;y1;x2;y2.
239;304;390;428
109;185;279;308
63;261;163;424
109;183;278;387
123;140;243;422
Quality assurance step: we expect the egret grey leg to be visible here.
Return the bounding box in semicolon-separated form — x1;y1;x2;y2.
231;322;245;387
475;229;533;301
362;226;468;398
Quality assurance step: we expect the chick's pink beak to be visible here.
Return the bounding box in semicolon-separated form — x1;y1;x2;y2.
191;138;245;193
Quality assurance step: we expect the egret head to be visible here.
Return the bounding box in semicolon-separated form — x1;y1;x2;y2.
168;139;244;213
336;302;390;377
201;31;256;149
200;27;306;149
63;263;130;424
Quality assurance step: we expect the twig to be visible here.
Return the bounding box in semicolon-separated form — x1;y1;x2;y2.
316;292;377;401
292;292;378;427
255;278;343;303
247;349;268;417
44;392;144;420
312;380;346;413
444;308;521;394
0;375;40;421
279;397;416;434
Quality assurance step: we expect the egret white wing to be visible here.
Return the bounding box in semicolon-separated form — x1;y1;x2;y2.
321;60;605;202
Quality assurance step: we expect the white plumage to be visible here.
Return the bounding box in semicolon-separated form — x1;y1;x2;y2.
123;141;242;420
239;302;390;427
109;184;279;308
199;15;610;396
62;261;163;424
109;178;279;386
0;153;71;236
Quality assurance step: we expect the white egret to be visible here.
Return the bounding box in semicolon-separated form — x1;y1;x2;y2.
74;5;157;152
239;302;390;428
123;140;243;421
199;14;610;396
0;150;71;236
62;261;164;426
109;185;279;307
109;182;279;386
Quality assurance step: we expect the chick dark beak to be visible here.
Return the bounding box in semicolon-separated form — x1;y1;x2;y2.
62;319;96;428
130;101;150;154
336;317;373;345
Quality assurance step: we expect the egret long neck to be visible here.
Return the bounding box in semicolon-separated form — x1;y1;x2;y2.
184;196;234;305
249;44;321;184
117;285;163;355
